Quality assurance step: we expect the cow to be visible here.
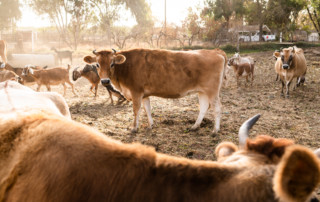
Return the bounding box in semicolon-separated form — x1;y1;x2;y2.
227;53;255;86
22;64;77;96
0;40;7;63
0;69;21;83
0;80;70;119
273;46;307;98
51;47;73;65
84;48;227;133
72;64;126;104
0;109;319;201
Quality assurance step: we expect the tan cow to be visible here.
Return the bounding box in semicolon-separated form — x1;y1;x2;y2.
23;64;77;96
0;110;319;201
0;80;70;119
0;69;21;83
273;46;307;98
0;40;7;63
84;48;227;133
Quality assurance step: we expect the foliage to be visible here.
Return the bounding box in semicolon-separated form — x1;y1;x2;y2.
0;0;21;30
306;0;320;35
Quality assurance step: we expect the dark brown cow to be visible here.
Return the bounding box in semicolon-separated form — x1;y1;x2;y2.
0;110;319;201
0;40;7;63
84;48;227;133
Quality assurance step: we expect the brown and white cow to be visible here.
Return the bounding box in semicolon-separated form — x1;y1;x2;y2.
0;40;7;63
84;48;227;133
227;53;255;86
0;80;71;119
273;46;307;98
0;110;319;201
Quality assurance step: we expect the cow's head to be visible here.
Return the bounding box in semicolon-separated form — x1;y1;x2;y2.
72;67;81;81
22;67;34;76
83;49;126;87
215;114;320;202
280;47;295;70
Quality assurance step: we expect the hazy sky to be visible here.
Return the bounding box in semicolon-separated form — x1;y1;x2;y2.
17;0;204;28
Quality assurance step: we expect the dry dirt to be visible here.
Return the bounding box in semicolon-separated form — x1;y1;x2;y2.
31;48;320;161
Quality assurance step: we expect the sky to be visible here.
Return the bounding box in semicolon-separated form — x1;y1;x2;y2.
17;0;204;28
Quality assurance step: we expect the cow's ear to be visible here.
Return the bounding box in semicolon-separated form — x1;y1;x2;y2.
273;145;320;202
215;142;238;160
246;135;294;162
273;51;280;58
83;56;97;64
114;54;126;64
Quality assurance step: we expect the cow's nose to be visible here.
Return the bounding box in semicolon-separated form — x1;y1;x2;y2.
282;64;289;69
101;79;110;86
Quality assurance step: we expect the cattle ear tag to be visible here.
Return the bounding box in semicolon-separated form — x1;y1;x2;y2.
0;63;5;68
114;54;126;64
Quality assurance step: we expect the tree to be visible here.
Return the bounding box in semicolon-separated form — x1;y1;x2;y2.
29;0;92;50
181;8;202;46
0;0;21;31
265;0;306;33
203;0;246;29
306;0;320;36
245;0;268;41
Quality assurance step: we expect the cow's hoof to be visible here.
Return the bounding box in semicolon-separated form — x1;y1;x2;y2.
285;94;290;98
130;128;138;133
190;125;200;131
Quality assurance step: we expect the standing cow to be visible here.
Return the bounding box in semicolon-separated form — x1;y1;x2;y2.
273;46;307;98
0;40;7;63
84;48;227;133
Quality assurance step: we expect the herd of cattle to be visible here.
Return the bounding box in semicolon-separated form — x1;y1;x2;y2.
0;38;318;201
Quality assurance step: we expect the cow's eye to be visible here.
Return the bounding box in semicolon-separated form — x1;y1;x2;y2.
281;55;284;61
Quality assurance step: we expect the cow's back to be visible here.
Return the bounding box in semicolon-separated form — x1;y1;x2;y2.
114;49;226;98
293;49;307;76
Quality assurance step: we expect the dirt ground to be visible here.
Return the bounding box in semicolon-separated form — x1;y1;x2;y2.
32;47;320;161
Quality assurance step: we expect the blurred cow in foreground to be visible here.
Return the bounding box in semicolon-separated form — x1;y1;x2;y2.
84;48;227;133
0;104;319;202
227;53;255;86
273;46;307;98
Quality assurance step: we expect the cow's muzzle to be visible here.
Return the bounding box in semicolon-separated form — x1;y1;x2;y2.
101;78;111;86
282;64;289;69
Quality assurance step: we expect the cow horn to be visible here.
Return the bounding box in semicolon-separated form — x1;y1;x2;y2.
93;49;97;55
112;48;117;53
239;114;261;148
314;148;320;159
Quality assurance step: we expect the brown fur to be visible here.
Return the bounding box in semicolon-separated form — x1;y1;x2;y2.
273;46;307;97
0;40;7;63
0;109;319;201
228;58;254;86
24;65;77;96
0;70;20;82
84;48;227;133
3;63;39;85
72;64;126;104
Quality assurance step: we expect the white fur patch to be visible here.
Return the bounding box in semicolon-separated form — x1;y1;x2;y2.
0;63;5;68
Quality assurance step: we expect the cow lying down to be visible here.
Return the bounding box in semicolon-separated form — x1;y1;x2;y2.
0;101;319;202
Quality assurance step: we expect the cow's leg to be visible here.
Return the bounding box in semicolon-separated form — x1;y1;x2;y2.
67;81;77;96
142;97;153;129
286;81;292;98
94;84;98;97
62;83;66;96
36;84;41;92
107;89;114;105
212;97;221;134
131;95;143;133
281;80;285;97
191;93;209;131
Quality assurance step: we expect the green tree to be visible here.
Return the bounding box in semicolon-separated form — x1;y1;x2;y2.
265;0;306;33
203;0;246;29
245;0;268;41
306;0;320;36
0;0;21;31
